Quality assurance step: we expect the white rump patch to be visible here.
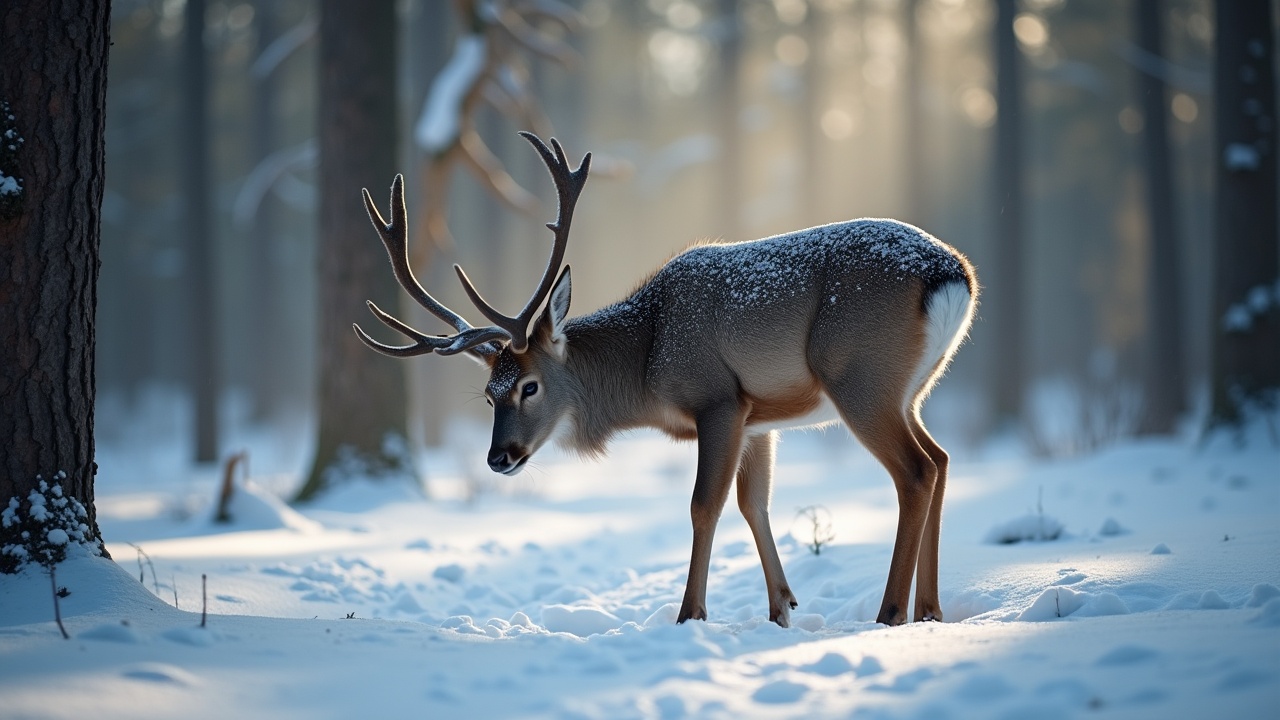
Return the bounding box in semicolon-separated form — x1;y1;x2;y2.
907;282;974;411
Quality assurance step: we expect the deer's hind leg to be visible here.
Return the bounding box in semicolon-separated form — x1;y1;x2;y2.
907;409;948;622
818;370;938;626
736;431;798;627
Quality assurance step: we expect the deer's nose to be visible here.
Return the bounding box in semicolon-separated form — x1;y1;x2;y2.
487;448;511;472
487;446;528;474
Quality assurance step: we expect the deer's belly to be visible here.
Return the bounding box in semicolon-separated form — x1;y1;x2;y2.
744;393;842;434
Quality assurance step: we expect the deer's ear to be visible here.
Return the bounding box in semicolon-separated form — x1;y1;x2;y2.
548;266;572;335
534;266;571;360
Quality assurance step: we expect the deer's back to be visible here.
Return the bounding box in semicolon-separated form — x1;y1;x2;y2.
633;219;972;411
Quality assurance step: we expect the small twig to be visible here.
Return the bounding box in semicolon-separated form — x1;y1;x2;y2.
50;566;69;639
201;573;208;628
126;542;160;595
215;450;248;523
796;505;836;556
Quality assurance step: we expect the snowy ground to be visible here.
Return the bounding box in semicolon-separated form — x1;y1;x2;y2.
2;412;1278;719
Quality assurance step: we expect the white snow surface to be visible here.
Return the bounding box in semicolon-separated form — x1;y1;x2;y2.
2;422;1278;719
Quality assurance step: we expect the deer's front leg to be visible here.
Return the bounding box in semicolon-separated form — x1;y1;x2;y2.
737;431;798;627
677;402;747;624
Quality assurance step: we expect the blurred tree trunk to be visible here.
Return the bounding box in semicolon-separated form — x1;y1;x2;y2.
1208;0;1279;432
297;0;412;501
0;0;111;555
1135;0;1186;435
184;0;219;463
405;0;452;448
989;0;1026;426
902;0;927;227
247;2;283;422
799;2;823;224
716;0;742;243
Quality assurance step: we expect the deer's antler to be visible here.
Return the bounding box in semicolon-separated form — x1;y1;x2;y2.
353;175;501;358
355;134;590;359
453;131;591;353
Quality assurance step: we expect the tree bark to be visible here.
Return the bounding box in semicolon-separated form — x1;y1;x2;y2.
247;1;284;422
1135;0;1187;435
989;0;1026;426
715;0;742;243
1208;0;1279;431
0;0;111;555
297;0;412;501
184;0;219;463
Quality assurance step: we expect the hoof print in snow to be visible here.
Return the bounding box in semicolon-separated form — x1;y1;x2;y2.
803;652;855;677
121;663;200;687
433;563;466;583
1095;645;1159;666
79;623;142;644
752;679;809;704
855;655;885;678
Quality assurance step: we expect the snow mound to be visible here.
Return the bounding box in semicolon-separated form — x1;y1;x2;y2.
215;480;322;533
1018;587;1130;621
540;604;622;637
1249;598;1280;627
1098;517;1127;536
0;554;178;627
984;512;1065;544
1245;583;1280;607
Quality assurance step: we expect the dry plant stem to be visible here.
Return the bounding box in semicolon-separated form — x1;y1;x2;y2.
215;451;247;523
127;542;160;594
201;573;207;628
50;566;69;639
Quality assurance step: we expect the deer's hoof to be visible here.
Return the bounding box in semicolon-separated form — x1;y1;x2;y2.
770;587;799;627
676;604;707;624
770;605;791;628
876;604;908;627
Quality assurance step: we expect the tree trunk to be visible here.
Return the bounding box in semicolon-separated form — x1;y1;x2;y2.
1135;0;1187;435
989;0;1026;426
297;0;412;501
247;2;284;422
405;0;452;449
1208;0;1279;431
716;0;742;243
184;0;219;463
0;0;111;559
902;0;927;228
799;1;823;225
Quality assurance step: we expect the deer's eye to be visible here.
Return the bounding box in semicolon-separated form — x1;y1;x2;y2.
522;381;539;398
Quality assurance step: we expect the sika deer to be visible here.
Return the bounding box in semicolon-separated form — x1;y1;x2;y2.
355;133;977;627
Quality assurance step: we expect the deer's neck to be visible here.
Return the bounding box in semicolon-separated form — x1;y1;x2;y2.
560;299;655;456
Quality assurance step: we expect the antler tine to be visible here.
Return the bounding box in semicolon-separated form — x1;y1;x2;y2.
452;132;592;353
363;175;478;336
358;175;505;358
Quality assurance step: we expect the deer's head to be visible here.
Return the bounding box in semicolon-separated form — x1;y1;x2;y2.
353;133;590;476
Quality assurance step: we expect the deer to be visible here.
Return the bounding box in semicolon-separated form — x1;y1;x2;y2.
354;133;977;627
